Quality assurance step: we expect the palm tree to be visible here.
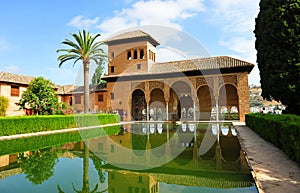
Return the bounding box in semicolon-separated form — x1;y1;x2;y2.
57;143;108;193
57;30;106;113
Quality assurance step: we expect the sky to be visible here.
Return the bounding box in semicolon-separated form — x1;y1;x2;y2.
0;0;260;86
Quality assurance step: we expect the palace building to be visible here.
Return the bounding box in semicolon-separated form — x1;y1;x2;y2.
102;30;254;122
0;30;254;122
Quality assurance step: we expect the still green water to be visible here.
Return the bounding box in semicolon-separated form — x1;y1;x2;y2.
0;123;258;193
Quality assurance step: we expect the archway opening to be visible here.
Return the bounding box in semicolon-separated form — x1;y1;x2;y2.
169;81;191;121
197;85;215;120
219;84;239;120
131;89;146;121
150;88;165;121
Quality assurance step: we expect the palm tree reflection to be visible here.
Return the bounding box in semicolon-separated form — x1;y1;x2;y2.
57;142;107;193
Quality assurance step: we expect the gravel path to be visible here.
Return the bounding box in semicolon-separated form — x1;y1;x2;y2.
234;123;300;193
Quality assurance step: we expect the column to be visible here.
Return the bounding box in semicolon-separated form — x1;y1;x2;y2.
146;101;150;121
192;98;198;122
165;99;169;121
215;102;219;121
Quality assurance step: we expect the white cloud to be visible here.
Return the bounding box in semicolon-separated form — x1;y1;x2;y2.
0;39;10;50
220;37;255;58
1;65;21;73
210;0;260;33
209;0;260;85
68;15;100;29
156;46;188;62
97;0;205;36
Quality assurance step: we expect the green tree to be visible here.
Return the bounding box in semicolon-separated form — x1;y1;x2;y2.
18;149;59;185
18;77;59;115
254;0;300;115
57;30;107;113
0;96;9;116
91;59;105;85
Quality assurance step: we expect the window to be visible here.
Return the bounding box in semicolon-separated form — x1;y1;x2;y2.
133;50;137;59
11;85;19;97
127;51;132;60
75;95;81;104
110;66;115;73
98;94;103;102
69;97;73;106
110;93;114;100
140;49;144;59
137;64;141;70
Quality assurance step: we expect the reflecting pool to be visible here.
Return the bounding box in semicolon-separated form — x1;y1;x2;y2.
0;122;258;193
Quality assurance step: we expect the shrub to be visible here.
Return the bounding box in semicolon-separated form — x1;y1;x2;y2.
0;96;9;116
246;113;300;164
0;114;120;136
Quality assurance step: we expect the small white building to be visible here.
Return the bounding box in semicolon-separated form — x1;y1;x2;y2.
0;72;34;116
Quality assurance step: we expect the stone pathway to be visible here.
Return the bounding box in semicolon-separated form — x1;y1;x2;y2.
234;122;300;193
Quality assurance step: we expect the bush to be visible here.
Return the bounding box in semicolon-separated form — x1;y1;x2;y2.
0;96;9;116
0;124;120;156
0;114;120;136
246;113;300;164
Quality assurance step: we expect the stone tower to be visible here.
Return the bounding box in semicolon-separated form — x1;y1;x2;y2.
105;30;160;75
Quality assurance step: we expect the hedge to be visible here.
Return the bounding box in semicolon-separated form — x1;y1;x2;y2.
0;125;120;156
245;113;300;164
0;114;120;136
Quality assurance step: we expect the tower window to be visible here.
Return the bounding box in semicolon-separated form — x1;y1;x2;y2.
110;66;115;73
127;51;132;60
137;64;141;70
133;50;138;59
140;50;144;59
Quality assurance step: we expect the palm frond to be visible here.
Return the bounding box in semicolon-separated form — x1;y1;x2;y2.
57;29;107;69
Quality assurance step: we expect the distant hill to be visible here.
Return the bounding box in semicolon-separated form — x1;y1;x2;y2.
249;85;282;109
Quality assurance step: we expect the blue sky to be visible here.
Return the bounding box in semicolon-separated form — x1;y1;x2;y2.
0;0;260;85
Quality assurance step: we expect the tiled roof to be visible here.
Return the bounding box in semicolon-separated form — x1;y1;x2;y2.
150;56;255;73
0;71;35;85
105;30;160;46
71;83;107;94
103;56;255;81
57;85;75;94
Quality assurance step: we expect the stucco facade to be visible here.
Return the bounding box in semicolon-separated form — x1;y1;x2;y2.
102;30;254;122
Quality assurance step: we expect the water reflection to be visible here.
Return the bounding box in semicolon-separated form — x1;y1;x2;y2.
0;123;257;193
57;143;107;193
18;148;59;185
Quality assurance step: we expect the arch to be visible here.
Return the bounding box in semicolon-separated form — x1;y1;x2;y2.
140;49;144;59
133;50;138;59
197;85;215;120
150;88;165;121
218;84;238;109
219;84;239;120
127;51;132;60
131;89;146;121
169;81;192;121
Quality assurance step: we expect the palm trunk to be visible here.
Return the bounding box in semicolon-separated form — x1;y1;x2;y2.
83;62;90;113
83;143;90;192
